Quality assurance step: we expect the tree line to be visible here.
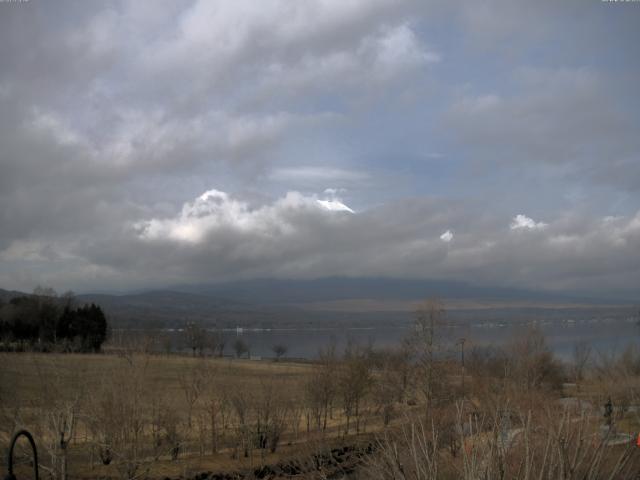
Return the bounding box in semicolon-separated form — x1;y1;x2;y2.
0;286;108;352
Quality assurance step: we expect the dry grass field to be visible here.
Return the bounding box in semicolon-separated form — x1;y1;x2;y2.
1;353;301;474
3;329;640;480
0;351;386;479
0;352;312;406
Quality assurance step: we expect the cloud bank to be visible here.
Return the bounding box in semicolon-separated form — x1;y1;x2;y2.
0;0;639;298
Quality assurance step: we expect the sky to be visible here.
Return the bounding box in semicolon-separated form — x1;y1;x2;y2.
0;0;639;298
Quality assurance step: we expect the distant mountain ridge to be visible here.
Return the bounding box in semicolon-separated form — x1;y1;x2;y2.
1;278;634;329
2;277;631;309
174;277;619;305
0;288;29;303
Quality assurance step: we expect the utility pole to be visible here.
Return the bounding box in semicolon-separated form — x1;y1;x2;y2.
458;338;466;397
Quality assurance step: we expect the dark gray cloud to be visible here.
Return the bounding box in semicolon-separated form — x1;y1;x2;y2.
0;0;639;298
444;67;640;191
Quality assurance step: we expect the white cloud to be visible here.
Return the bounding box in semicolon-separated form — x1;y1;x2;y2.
510;214;547;231
317;199;355;214
440;230;453;242
136;188;354;244
367;23;440;75
120;203;640;295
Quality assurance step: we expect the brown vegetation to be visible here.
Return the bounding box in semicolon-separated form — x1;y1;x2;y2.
2;301;640;479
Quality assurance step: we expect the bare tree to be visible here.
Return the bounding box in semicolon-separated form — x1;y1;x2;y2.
371;348;411;426
305;344;337;432
365;399;640;480
179;359;210;428
34;357;86;480
372;362;397;427
272;343;288;361
338;344;373;435
204;382;229;454
572;340;592;385
159;331;173;356
233;337;249;358
413;298;447;413
149;395;181;461
183;321;206;357
33;285;58;298
209;329;226;357
507;326;563;393
229;385;251;458
254;379;291;454
88;355;154;480
387;340;414;404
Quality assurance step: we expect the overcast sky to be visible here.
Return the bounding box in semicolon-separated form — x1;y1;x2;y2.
1;0;639;297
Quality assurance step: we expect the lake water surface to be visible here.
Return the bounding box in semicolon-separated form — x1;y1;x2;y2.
217;317;639;360
113;312;640;361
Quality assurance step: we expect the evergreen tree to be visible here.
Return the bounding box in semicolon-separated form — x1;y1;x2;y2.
0;293;108;352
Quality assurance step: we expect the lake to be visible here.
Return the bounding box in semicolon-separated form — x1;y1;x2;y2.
113;310;640;361
214;316;639;361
